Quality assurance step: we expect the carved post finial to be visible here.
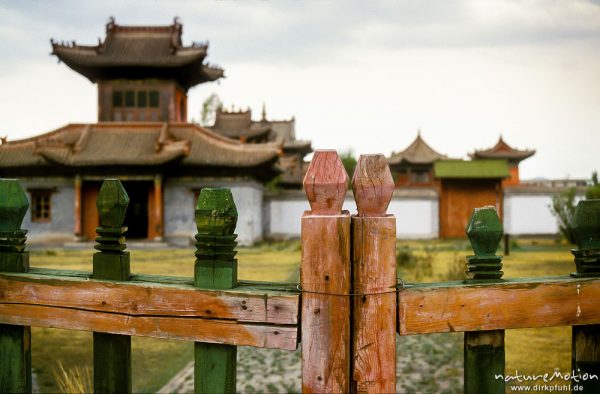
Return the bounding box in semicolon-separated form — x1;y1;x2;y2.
194;188;238;289
571;199;600;277
465;206;504;280
303;150;348;215
94;179;129;256
351;154;394;217
0;179;29;232
0;179;29;270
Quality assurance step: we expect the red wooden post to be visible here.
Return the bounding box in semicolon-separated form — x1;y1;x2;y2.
351;154;397;393
301;150;351;393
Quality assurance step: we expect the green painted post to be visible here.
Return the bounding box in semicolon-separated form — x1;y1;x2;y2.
92;179;131;394
194;188;238;394
464;206;505;394
0;179;31;393
571;200;600;393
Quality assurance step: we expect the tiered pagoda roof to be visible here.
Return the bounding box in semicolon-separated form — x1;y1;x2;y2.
51;18;223;90
388;132;447;166
0;123;280;179
470;136;535;163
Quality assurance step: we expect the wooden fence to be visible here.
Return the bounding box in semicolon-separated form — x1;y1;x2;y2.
0;149;599;393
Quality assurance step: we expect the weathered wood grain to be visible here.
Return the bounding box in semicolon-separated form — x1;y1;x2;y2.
571;201;600;392
351;216;396;393
303;150;348;215
92;179;131;394
463;206;505;394
398;277;600;335
0;272;298;325
194;188;239;394
464;330;504;394
0;178;31;394
301;150;351;393
573;325;600;393
351;154;394;217
350;154;396;393
301;213;351;393
0;303;297;350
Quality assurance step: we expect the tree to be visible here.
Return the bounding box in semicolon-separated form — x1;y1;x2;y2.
339;149;357;181
550;187;577;244
586;171;600;200
200;93;222;126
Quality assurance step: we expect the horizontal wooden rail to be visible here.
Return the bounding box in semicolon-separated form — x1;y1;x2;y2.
0;268;299;350
398;276;600;335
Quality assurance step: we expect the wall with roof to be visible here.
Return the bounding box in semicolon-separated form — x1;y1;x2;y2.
20;178;75;244
164;179;264;246
264;190;439;239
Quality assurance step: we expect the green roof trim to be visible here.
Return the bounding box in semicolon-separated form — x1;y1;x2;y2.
434;159;510;179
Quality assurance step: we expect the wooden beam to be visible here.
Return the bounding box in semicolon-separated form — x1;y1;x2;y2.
0;271;298;324
0;303;297;350
0;271;299;350
398;276;600;335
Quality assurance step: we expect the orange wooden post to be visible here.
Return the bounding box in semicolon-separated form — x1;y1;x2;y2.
351;154;397;393
301;150;351;393
74;175;82;238
153;174;163;240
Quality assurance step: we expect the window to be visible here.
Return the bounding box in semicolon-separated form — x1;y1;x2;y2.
149;91;160;108
112;91;123;107
124;90;135;107
111;89;160;108
137;91;148;108
410;169;430;184
30;190;51;222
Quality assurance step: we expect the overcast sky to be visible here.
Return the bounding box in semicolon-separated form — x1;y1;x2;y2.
1;0;599;179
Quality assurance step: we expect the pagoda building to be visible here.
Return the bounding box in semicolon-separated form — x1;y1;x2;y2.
0;18;281;245
208;105;312;188
470;136;535;186
387;132;447;187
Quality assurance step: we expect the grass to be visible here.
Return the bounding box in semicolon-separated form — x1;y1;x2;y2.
27;237;576;392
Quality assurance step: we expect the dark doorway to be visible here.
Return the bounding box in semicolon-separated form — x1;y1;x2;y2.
122;181;150;239
81;180;151;240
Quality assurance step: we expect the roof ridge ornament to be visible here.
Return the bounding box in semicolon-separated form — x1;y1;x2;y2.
106;16;116;33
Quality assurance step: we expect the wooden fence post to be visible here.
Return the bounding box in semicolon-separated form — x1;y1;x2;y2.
350;154;396;393
92;179;131;393
194;188;238;394
301;150;351;393
463;206;505;394
571;199;600;393
0;179;31;393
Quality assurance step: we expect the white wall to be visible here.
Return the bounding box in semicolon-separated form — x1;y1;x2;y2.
265;194;439;239
503;191;584;235
503;194;558;234
164;179;264;246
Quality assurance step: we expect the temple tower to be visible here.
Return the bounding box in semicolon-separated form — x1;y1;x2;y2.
51;17;223;123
